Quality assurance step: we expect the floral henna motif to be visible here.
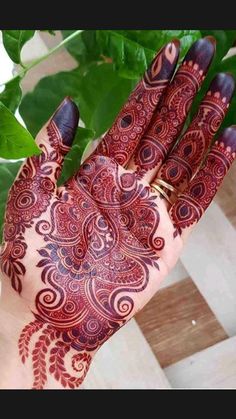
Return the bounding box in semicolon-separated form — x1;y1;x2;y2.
0;99;79;294
132;37;215;177
17;155;164;389
170;127;236;232
95;41;180;166
158;73;235;191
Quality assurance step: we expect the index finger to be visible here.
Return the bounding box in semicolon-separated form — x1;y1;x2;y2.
94;40;180;166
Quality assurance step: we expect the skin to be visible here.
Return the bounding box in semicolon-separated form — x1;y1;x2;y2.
0;36;236;389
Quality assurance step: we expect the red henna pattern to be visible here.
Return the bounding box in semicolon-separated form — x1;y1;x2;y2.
0;239;27;293
49;343;92;389
95;41;179;166
32;325;59;389
0;122;65;293
158;74;234;190
132;37;216;178
19;321;44;363
133;60;206;177
170;130;236;232
2;148;165;388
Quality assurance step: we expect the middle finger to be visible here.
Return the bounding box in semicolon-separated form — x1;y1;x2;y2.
126;37;216;182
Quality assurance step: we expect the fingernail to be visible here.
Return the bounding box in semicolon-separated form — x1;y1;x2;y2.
146;39;180;83
183;36;216;73
216;126;236;153
52;97;79;147
208;73;235;103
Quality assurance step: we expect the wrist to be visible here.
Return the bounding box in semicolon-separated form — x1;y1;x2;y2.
0;275;73;389
0;286;34;389
0;275;94;389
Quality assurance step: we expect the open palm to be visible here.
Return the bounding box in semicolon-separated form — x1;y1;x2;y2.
1;37;236;389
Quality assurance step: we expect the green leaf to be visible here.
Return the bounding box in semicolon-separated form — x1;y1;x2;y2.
62;30;201;79
0;102;40;159
77;63;136;136
62;30;104;65
19;68;82;137
20;63;135;138
2;30;35;64
0;161;21;241
0;76;22;113
58;127;95;186
201;30;236;65
213;55;236;130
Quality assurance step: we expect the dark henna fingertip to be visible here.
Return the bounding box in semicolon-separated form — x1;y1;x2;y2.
183;36;215;73
145;40;180;84
208;73;235;103
215;126;236;153
52;97;79;147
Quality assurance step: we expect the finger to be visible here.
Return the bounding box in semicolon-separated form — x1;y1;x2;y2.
16;97;79;187
170;126;236;242
127;36;216;181
153;73;235;205
93;40;180;166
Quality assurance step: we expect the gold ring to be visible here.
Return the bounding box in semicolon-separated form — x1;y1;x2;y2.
151;182;173;205
154;178;179;196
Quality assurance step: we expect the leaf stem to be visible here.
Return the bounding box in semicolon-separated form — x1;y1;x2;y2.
1;30;83;86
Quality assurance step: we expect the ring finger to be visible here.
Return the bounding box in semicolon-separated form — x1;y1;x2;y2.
152;72;235;208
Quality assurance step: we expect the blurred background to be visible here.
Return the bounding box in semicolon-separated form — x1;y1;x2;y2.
0;30;236;389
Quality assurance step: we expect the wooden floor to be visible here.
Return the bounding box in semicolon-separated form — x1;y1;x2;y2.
136;277;228;367
5;32;236;389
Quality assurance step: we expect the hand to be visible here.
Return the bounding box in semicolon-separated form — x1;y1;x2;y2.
0;36;236;390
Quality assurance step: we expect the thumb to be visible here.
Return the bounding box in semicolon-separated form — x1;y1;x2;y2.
18;97;79;185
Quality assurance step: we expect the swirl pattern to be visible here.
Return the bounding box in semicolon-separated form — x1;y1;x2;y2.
4;149;164;389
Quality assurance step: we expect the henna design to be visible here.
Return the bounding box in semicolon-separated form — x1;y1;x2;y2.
3;147;164;389
1;43;234;390
49;343;92;389
131;37;215;178
170;127;236;232
0;99;79;293
0;141;56;292
95;41;180;166
158;73;235;192
19;321;44;363
0;239;27;293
